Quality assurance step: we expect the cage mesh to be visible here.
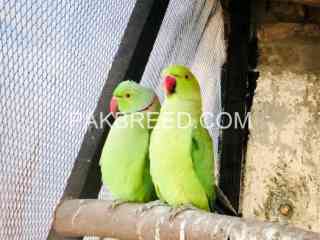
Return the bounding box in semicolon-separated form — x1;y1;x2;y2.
87;0;226;239
0;0;136;239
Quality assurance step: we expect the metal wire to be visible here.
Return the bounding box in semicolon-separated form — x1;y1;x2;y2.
0;0;136;239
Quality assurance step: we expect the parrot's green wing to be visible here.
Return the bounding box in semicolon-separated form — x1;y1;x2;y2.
100;116;156;202
191;123;215;210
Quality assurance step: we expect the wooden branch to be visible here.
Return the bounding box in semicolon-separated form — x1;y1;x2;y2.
53;199;320;240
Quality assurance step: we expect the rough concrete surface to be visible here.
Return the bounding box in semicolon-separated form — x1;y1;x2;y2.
241;25;320;232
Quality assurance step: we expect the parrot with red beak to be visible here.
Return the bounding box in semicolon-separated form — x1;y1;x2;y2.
149;65;215;213
100;81;160;206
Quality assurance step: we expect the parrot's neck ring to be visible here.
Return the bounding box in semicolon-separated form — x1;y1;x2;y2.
138;95;158;112
117;95;158;117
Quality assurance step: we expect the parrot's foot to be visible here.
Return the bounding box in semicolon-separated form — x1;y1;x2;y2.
136;200;167;215
108;199;129;210
168;204;198;222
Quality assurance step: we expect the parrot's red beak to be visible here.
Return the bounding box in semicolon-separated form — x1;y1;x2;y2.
163;75;176;95
109;96;118;118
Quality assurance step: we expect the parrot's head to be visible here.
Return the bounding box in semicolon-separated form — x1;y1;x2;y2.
161;65;201;101
109;80;159;117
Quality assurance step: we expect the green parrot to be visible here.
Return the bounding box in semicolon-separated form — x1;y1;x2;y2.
149;65;215;212
100;80;160;205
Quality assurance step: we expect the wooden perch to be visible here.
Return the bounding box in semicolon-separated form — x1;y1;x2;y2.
53;199;320;240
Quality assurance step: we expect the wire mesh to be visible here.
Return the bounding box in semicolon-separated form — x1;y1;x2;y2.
0;0;137;239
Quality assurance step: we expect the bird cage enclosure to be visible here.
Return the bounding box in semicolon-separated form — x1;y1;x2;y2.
0;0;137;238
1;0;320;240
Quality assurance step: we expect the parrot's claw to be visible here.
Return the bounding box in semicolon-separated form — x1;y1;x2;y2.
108;199;129;210
136;200;166;215
168;204;198;222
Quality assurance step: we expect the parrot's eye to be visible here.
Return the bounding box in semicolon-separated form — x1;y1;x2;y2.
185;75;189;79
125;93;131;98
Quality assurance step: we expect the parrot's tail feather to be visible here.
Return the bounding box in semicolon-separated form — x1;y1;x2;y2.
214;185;238;216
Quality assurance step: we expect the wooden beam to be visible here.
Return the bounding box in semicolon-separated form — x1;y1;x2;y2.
53;199;320;240
219;0;251;212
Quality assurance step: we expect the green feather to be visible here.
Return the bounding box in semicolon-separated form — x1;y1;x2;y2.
191;123;215;210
